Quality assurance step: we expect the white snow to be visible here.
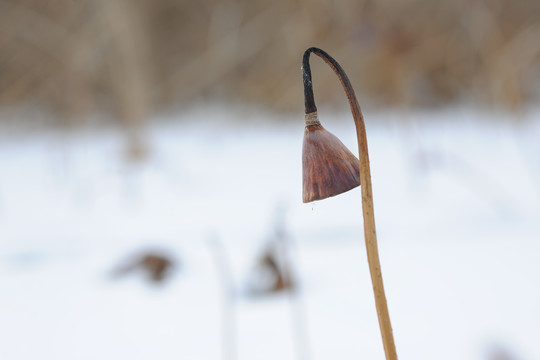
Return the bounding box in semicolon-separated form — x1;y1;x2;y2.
0;106;539;360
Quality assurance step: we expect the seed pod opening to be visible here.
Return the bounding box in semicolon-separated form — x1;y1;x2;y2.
302;112;360;203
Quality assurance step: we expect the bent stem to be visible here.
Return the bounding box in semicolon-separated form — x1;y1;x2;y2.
302;47;398;360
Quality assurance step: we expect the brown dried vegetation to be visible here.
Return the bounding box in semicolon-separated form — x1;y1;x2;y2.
112;252;175;283
1;0;540;124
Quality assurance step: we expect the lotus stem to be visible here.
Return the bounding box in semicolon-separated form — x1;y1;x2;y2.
208;236;237;360
302;47;398;360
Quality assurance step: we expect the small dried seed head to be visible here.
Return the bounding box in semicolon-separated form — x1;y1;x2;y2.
302;112;360;203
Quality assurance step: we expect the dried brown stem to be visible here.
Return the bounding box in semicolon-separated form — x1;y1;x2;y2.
303;47;398;360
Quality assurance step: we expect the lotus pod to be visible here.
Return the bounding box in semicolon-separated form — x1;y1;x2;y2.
302;112;360;203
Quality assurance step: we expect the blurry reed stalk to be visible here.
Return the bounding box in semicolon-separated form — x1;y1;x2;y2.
208;236;237;360
273;214;312;360
301;47;397;360
101;0;150;160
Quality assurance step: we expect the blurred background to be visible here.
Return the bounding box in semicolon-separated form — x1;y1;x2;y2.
1;0;540;359
3;0;540;120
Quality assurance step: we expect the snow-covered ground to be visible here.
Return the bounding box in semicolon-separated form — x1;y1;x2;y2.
0;107;539;360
